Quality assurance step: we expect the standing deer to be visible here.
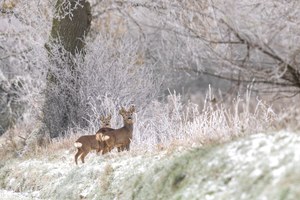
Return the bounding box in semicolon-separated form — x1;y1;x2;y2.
97;105;135;153
74;115;114;165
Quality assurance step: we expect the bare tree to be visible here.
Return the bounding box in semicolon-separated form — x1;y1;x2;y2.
176;1;300;96
99;0;300;96
171;0;300;96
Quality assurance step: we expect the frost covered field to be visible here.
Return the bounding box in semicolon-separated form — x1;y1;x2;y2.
1;131;300;199
2;0;300;199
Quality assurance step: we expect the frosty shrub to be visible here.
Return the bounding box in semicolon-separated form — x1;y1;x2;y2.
146;0;300;94
43;35;163;137
0;0;51;78
37;86;277;156
0;0;291;156
131;87;277;151
0;0;51;137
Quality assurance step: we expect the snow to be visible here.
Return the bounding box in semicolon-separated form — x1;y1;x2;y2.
1;131;300;199
0;190;32;200
250;168;263;178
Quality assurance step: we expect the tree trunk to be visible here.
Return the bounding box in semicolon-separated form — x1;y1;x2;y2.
44;0;91;138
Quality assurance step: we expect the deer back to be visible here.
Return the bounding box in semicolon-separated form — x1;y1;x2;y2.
76;135;103;150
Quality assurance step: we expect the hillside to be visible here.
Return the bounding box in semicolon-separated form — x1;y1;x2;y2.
1;131;299;200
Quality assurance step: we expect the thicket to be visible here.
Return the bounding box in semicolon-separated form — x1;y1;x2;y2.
1;0;300;157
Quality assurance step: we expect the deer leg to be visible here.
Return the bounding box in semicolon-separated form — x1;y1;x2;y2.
75;148;83;165
96;147;102;155
101;141;111;155
102;146;109;155
119;145;127;151
80;151;89;164
118;145;126;152
97;141;105;155
126;144;130;151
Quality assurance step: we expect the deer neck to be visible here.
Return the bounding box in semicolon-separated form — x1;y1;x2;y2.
123;121;133;132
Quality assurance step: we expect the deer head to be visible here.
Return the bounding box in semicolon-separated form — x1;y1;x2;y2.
119;105;135;124
100;114;112;128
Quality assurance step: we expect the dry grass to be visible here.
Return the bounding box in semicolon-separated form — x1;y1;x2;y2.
1;0;17;10
0;127;30;160
2;88;299;161
99;164;114;192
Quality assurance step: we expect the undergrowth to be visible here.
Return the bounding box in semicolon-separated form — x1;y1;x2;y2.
0;87;282;160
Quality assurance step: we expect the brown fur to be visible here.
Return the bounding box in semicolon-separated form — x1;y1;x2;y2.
98;105;135;152
74;115;113;165
74;134;104;165
96;127;115;154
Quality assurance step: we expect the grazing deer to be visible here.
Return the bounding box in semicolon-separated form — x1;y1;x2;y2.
74;115;114;165
97;105;135;153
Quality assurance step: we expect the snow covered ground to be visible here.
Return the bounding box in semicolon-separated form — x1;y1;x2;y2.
0;131;300;200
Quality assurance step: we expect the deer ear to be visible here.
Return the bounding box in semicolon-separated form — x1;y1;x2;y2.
102;135;110;141
119;107;125;115
100;116;104;121
130;105;135;113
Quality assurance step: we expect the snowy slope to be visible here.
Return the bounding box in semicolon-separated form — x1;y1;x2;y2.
0;131;299;200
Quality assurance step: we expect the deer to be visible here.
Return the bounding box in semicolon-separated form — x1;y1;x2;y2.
74;115;114;165
97;105;135;153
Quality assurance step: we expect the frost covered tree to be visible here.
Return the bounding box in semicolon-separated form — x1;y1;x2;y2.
143;0;300;96
44;0;92;137
3;0;297;141
101;0;300;96
0;0;51;135
176;0;300;96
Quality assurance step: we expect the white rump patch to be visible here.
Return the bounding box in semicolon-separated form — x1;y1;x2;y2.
102;135;110;141
74;142;82;148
